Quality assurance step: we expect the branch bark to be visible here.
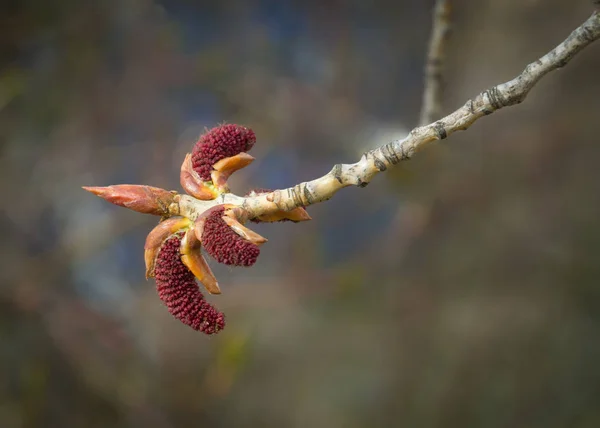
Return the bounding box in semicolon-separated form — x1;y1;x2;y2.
173;11;600;222
419;0;452;126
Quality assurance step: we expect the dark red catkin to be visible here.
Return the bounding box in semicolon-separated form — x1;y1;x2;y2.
201;207;260;267
191;124;256;181
154;233;225;334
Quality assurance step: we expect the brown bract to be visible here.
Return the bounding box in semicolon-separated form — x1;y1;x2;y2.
180;228;221;295
211;152;255;192
179;153;219;200
144;217;191;278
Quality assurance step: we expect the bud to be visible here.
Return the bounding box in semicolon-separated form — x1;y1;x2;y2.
82;185;175;216
154;233;225;334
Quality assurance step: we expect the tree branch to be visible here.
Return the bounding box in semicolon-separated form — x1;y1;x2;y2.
173;11;600;222
419;0;452;126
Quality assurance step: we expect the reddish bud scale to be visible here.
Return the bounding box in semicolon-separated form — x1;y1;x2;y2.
191;124;256;181
154;234;225;334
201;207;260;266
82;185;175;216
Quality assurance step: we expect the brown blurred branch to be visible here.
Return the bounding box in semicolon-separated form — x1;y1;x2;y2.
420;0;451;126
171;11;600;222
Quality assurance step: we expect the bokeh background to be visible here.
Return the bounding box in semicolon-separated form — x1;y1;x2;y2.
2;1;600;427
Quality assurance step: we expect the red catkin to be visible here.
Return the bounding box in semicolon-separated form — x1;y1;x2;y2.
191;124;256;181
154;234;225;334
201;207;260;266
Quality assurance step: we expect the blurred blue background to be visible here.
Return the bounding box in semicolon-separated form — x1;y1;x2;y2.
1;1;600;427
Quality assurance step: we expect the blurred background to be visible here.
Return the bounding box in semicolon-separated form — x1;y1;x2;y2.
1;0;600;427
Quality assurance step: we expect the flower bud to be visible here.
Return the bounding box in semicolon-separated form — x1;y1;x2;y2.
82;185;175;216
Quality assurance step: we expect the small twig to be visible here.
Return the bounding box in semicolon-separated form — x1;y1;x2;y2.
419;0;452;126
173;11;600;222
